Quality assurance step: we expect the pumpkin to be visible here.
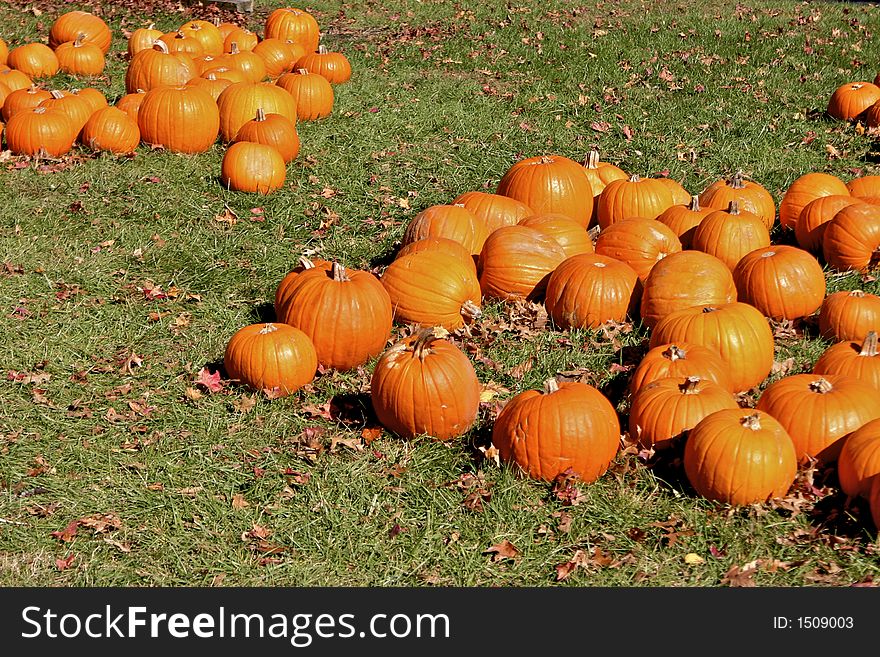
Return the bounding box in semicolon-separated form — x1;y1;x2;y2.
49;11;112;54
629;342;733;394
497;154;593;227
778;172;850;231
55;35;105;76
847;176;880;198
115;89;147;122
491;378;620;483
215;20;240;44
264;7;321;52
478;225;567;301
381;251;482;330
594;216;682;281
71;87;107;115
253;38;301;79
179;20;224;57
224;42;268;82
656;195;712;248
223;322;316;396
691;201;771;271
216;81;296;142
4;106;75;157
822;202;880;273
0;37;7;65
159;31;205;58
275;261;393;371
80;106;140;154
224;28;260;53
395;237;477;273
819;290;880;342
125;40;198;93
0;68;33;93
39;90;93;136
127;24;163;57
596;174;675;230
186;72;235;101
401;204;488;257
234;107;299;163
756;374;880;464
276;68;333;121
732;245;826;321
193;54;228;74
813;331;880;392
221;141;286;194
201;65;248;85
518;213;593;258
271;258;334;306
7;43;59;79
450;191;533;234
795;195;861;254
827;81;880;121
698;171;776;230
650;302;774;393
295;45;352;84
582;149;628;225
370;330;481;441
657;177;691;206
683;409;797;506
544;253;640;329
137;85;220;154
1;85;52;121
639;250;737;329
628;376;738;449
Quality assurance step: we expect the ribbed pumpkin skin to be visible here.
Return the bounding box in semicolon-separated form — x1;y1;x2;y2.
395;237;476;273
698;174;776;230
683;409;797;506
253;38;299;79
497;155;594;227
186;73;234;101
125;44;198;93
225;46;267;82
658;177;691;206
402;204;487;257
827;81;880;120
39;91;93;136
819;290;880;342
180;20;224;56
837;418;880;497
137;85;219;153
1;86;52;121
370;333;481;441
544;253;640;329
216;81;297;142
732;245;826;321
628;376;738;448
223;322;317;396
275;263;393;372
55;39;105;76
49;11;112;53
80;106;140;154
491;380;620;483
5;107;75;157
778;172;850;231
582;150;628;225
691;205;771;271
160;31;205;58
264;8;321;52
381;251;481;330
596;175;675;230
0;68;33;92
276;69;333;120
847;176;880;199
813;332;880;392
595;217;682;281
518;213;593;258
451;191;533;234
630;343;733;394
795;195;861;254
234;110;300;163
8;43;59;78
656;196;712;248
128;25;164;57
224;28;259;53
650;302;774;393
478;225;567;301
639;250;737;329
221;141;286;194
72;88;107;115
823;202;880;273
756;374;880;464
115;90;146;122
295;47;352;84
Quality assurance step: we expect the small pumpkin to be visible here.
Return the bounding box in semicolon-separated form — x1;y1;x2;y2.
276;69;333;121
582;149;628;226
186;72;235;101
125;40;198;93
827;81;880;121
264;7;321;52
656;195;712;248
7;43;59;79
115;89;147;122
179;20;224;57
224;28;260;53
819;290;880;342
401;204;488;257
518;213;594;258
223;322;317;396
4;106;75;157
450;190;533;234
778;172;850;231
691;201;771;271
80;106;140;154
846;176;880;199
224;42;268;82
38;89;93;137
0;68;33;93
216;80;296;142
1;85;52;121
497;154;594;227
795;195;861;254
253;38;301;79
159;30;205;58
596;174;675;230
55;35;105;76
478;225;567;301
127;24;163;58
629;342;733;394
822;202;880;273
656;177;691;206
698;171;776;230
234;107;300;163
813;331;880;392
594;216;682;281
295;45;352;84
221;141;286;194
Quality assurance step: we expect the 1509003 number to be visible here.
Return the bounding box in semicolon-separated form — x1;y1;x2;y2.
797;617;854;629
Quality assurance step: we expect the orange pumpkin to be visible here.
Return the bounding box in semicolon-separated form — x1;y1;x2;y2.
450;190;533;234
478;225;567;301
137;85;220;154
125;40;198;93
401;204;488;257
221;141;286;194
49;10;112;54
656;195;712;249
698;171;776;230
264;7;321;52
234;107;300;163
827;81;880;121
55;35;105;76
1;85;52;121
518;213;593;258
295;45;352;84
778;172;850;231
395;237;477;273
276;69;333;120
819;290;880;342
179;20;224;57
216;81;296;142
837;418;880;497
223;322;317;396
596;174;675;229
795;195;862;254
128;24;163;58
582;150;627;226
5;106;75;157
691;201;771;271
497;154;594;227
822;202;880;273
629;342;733;394
80;106;140;154
594;216;682;281
813;331;880;392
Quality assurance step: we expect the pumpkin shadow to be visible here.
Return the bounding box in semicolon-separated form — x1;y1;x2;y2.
804;465;876;540
368;248;398;270
250;302;277;324
198;357;228;380
638;437;693;497
328;392;379;427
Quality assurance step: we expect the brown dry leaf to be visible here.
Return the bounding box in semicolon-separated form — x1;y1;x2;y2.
721;560;760;587
231;494;249;510
215;208;238;225
361;427;383;444
177;486;203;497
184;387;203;401
103;538;131;553
484;539;520;562
146;482;164;491
232;395;257;413
78;513;122;534
330;435;364;452
554;548;592;581
50;520;80;543
551;469;586;506
242;524;272;541
553;510;573;533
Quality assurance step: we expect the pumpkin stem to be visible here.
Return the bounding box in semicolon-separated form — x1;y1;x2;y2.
663;344;686;362
259;323;279;335
461;299;482;321
230;42;240;55
701;306;718;314
297;68;309;75
331;262;349;282
318;44;328;55
860;331;878;357
849;289;865;298
730;171;746;189
543;378;560;394
255;107;267;122
297;256;315;270
679;376;702;394
74;33;86;47
154;39;170;54
809;377;834;394
727;200;740;215
585;150;600;170
629;174;641;183
740;413;762;431
539;155;553;164
411;328;438;360
688;195;701;211
49;89;65;99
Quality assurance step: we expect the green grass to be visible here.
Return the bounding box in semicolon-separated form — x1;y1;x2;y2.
1;0;880;587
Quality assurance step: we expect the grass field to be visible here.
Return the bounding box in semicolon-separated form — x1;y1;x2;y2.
1;0;879;587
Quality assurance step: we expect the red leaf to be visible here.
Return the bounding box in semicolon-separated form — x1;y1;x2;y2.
55;554;75;571
195;367;224;393
51;520;80;542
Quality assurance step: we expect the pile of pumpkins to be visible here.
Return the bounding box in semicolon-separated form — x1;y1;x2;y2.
0;7;350;194
224;151;880;530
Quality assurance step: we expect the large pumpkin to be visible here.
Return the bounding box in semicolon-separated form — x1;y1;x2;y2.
594;216;682;281
822;202;880;273
38;90;93;137
179;20;224;57
49;11;112;54
795;195;861;254
216;81;296;142
370;330;481;441
125;40;198;93
629;342;733;394
127;24;164;57
275;262;393;371
778;172;850;231
813;331;880;392
1;85;52;121
395;237;476;273
80;106;140;154
451;191;533;234
254;38;303;79
4;106;75;157
596;174;675;230
7;43;59;79
837;418;880;497
847;176;880;199
683;409;797;506
478;225;567;301
827;81;880;121
496;154;594;227
491;379;620;483
137;85;220;153
690;201;771;271
55;36;106;76
223;322;317;396
818;290;880;342
698;171;776;230
401;204;488;257
264;7;321;52
295;46;352;84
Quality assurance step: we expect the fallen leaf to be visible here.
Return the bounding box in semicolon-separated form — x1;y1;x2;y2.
195;367;223;393
231;494;249;510
484;539;520;562
685;552;705;565
55;554;75;571
51;520;80;543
